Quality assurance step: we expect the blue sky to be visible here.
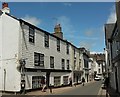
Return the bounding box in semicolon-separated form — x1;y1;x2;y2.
0;2;116;52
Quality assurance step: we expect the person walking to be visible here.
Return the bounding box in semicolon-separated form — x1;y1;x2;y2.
104;77;110;97
69;77;72;87
82;77;85;86
41;76;46;92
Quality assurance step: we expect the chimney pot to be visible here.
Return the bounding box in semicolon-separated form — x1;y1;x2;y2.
2;2;8;9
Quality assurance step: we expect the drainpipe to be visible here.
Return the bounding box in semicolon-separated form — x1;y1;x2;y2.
4;69;6;92
115;65;118;93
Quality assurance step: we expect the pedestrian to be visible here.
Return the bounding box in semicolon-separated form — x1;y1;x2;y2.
104;77;109;96
49;84;52;93
69;77;72;87
41;76;46;92
82;77;85;86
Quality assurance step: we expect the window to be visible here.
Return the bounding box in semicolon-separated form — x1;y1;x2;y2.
62;59;65;70
50;56;54;68
74;48;76;58
63;76;68;85
29;26;35;43
67;60;69;70
98;63;100;67
40;54;44;67
98;69;100;73
34;52;44;67
44;33;49;47
32;76;42;89
57;39;60;51
84;59;88;68
34;52;40;66
66;43;69;54
54;76;61;86
74;60;76;69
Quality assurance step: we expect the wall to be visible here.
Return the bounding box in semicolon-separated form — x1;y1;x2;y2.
0;12;3;91
1;13;21;92
21;24;70;70
20;22;71;88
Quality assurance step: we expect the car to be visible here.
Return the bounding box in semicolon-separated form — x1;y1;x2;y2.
94;76;101;81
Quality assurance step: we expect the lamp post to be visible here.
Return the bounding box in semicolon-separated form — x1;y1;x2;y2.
3;69;6;92
19;59;26;94
115;63;118;93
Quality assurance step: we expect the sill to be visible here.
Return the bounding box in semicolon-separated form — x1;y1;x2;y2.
34;65;44;67
57;50;60;52
29;42;35;45
45;46;49;49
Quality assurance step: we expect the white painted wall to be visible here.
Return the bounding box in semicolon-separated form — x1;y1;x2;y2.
0;13;21;92
0;12;3;91
20;22;71;88
0;12;84;91
21;23;70;70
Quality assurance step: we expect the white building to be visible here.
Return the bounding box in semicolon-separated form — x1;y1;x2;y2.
79;48;90;82
0;3;83;93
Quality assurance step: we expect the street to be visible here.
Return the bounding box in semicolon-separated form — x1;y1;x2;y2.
52;81;102;95
2;81;103;97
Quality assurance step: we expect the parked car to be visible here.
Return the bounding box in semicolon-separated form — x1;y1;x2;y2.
94;76;101;81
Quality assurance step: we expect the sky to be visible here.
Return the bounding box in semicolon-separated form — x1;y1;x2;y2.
0;2;116;53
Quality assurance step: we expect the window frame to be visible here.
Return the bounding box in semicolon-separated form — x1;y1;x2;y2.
50;56;54;68
66;43;69;54
34;52;44;67
29;26;35;43
44;33;49;47
62;59;65;70
57;39;60;51
67;60;69;70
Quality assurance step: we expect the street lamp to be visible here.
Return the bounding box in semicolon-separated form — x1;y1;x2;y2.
19;58;26;94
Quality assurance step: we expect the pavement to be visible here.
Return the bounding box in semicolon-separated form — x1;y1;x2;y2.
97;84;120;97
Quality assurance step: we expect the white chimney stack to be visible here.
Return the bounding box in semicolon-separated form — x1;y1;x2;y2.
1;2;10;14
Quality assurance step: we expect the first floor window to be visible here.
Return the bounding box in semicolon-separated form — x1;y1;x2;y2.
67;60;69;70
62;59;65;70
34;52;40;66
50;56;54;68
34;52;44;67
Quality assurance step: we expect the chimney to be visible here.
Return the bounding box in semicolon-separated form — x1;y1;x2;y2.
2;2;8;9
1;2;10;14
53;24;63;39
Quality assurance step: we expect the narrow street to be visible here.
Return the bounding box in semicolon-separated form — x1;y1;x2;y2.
52;81;102;95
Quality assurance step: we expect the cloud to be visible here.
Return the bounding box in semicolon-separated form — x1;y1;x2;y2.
63;3;72;6
107;5;117;23
22;15;41;26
